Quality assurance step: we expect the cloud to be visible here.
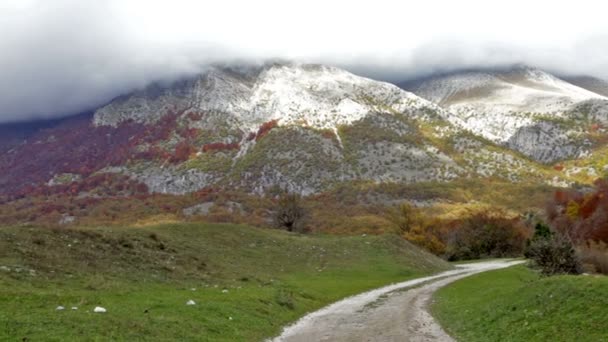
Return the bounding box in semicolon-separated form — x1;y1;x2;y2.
1;0;608;123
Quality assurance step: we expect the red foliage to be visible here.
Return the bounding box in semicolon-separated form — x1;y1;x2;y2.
553;164;564;171
255;120;278;141
547;180;608;243
0;114;152;198
580;193;600;219
554;190;570;205
177;127;200;140
202;142;240;153
170;142;196;163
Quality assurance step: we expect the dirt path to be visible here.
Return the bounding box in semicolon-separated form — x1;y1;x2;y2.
271;260;524;342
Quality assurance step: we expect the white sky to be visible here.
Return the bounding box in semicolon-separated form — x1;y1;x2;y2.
1;0;608;122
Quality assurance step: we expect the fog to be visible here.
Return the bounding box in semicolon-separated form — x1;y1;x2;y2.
1;0;607;122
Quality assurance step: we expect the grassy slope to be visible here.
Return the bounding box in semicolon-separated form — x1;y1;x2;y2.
0;223;449;341
432;265;608;342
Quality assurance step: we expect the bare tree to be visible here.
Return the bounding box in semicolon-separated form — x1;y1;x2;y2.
274;191;306;232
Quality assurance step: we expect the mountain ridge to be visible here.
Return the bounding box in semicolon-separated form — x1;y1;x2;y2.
401;65;608;163
2;62;607;203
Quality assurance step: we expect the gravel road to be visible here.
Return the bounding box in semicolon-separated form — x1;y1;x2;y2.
271;260;524;342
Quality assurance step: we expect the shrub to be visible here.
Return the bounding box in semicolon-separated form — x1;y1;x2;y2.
403;223;446;255
443;208;529;261
274;192;307;232
387;202;420;235
256;120;279;141
578;241;608;275
170;142;196;163
525;230;581;276
387;202;446;254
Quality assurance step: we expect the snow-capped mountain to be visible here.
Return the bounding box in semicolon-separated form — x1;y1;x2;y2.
90;62;471;194
2;62;602;200
94;62;450;131
403;66;608;162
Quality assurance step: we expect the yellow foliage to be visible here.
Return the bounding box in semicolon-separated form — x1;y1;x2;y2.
566;200;580;220
404;225;446;255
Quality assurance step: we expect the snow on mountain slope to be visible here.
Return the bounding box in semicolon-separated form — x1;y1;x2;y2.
562;76;608;98
94;63;447;132
410;66;604;109
88;62;484;194
403;66;608;162
0;62;572;198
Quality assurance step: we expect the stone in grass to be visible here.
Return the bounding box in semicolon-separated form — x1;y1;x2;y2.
56;306;65;311
186;299;196;306
71;307;78;310
93;306;107;313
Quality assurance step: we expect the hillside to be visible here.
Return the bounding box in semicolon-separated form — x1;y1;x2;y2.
0;62;571;208
433;265;608;341
0;222;449;341
402;66;608;163
562;75;608;97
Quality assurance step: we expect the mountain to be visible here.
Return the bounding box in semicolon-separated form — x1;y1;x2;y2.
402;65;608;163
561;75;608;97
0;62;564;201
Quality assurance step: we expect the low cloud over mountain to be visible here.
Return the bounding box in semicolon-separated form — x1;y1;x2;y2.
1;0;608;123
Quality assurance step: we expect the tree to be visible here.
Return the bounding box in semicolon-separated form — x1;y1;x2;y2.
274;191;306;232
388;202;420;234
525;232;581;275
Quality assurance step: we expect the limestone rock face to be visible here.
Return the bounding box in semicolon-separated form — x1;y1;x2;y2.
10;62;608;197
403;65;608;163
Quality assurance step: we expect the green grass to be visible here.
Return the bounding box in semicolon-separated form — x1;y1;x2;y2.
432;265;608;342
0;223;449;341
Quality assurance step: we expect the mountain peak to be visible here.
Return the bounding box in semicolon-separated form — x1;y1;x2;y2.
401;65;608;163
93;62;439;130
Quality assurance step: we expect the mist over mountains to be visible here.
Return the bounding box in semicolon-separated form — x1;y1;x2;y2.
2;0;608;123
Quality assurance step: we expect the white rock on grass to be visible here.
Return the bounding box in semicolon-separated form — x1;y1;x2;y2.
71;307;78;310
56;306;65;311
186;300;196;306
93;306;107;313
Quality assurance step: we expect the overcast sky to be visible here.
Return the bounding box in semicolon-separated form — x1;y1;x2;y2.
1;0;608;123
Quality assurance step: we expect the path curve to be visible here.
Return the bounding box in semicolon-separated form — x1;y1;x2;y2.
271;259;524;342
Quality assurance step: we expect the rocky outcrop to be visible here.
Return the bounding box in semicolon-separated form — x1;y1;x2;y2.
403;65;608;163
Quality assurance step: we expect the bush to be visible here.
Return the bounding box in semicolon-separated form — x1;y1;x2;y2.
386;204;528;260
525;232;581;275
578;241;608;275
387;202;446;255
387;202;421;235
443;208;529;261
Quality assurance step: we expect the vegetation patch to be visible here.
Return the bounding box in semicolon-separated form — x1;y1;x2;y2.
0;223;449;341
432;265;608;342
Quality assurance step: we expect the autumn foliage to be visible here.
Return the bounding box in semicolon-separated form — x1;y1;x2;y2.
170;141;196;163
255;120;278;141
387;203;529;260
546;179;608;243
542;179;608;274
202;142;240;153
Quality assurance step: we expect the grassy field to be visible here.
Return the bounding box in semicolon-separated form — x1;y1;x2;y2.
0;223;449;341
432;265;608;342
